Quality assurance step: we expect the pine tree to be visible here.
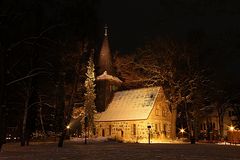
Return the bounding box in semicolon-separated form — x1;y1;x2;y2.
84;51;96;134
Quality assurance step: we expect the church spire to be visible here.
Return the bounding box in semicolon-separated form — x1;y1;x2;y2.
98;25;112;75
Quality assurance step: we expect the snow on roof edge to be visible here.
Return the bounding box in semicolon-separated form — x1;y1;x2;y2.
96;71;122;83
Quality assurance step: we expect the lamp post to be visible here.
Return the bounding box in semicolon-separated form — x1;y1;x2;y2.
66;125;70;139
84;116;88;144
229;125;235;144
147;125;151;144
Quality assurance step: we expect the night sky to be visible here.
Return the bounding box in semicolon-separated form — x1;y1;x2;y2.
98;0;240;86
99;0;240;52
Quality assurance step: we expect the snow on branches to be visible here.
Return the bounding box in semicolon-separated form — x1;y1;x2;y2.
84;52;96;130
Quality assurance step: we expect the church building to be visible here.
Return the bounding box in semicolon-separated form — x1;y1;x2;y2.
94;26;172;143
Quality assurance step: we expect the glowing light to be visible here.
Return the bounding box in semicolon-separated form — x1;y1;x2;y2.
66;125;70;129
229;125;235;131
179;128;185;133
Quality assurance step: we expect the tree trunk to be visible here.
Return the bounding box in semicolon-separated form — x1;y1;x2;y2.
58;129;66;147
0;105;6;152
184;102;191;140
217;106;224;139
56;72;66;147
57;72;78;147
171;104;177;140
57;46;82;147
219;114;224;138
21;92;30;146
39;107;46;137
0;49;7;151
193;118;199;141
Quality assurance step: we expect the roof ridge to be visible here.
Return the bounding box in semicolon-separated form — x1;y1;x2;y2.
115;86;161;93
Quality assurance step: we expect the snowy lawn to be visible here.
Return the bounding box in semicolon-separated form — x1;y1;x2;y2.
1;141;240;160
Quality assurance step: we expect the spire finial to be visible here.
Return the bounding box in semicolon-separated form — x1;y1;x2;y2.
104;24;108;36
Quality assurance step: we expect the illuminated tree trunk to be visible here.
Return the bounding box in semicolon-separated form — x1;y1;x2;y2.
218;109;224;138
21;88;31;146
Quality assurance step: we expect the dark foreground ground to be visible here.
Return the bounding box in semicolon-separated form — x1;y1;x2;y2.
0;141;240;160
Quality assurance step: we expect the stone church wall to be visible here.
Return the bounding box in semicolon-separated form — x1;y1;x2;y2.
95;89;172;143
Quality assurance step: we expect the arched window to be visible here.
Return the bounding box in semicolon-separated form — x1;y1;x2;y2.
121;130;124;137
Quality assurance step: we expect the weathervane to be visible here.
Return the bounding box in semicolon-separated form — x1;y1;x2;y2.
104;24;108;36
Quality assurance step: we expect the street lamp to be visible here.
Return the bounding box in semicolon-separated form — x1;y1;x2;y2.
229;125;235;144
147;125;151;144
179;128;185;138
229;125;235;131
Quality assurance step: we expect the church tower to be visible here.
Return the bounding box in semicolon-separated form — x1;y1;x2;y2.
96;26;122;112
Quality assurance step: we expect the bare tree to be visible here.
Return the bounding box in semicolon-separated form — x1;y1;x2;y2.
0;44;7;151
57;41;89;147
0;0;99;149
115;38;208;140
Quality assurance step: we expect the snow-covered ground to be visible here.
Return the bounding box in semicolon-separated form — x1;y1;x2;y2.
1;141;240;160
70;137;109;143
217;142;240;146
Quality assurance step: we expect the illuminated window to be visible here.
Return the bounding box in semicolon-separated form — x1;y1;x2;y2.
155;124;159;132
155;108;160;116
109;125;112;136
131;124;136;135
163;124;166;132
102;129;105;137
163;124;167;136
162;109;167;117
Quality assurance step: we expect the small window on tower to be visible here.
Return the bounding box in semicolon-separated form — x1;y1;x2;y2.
112;85;118;91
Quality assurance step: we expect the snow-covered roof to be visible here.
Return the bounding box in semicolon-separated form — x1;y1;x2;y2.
97;71;122;83
95;87;160;122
